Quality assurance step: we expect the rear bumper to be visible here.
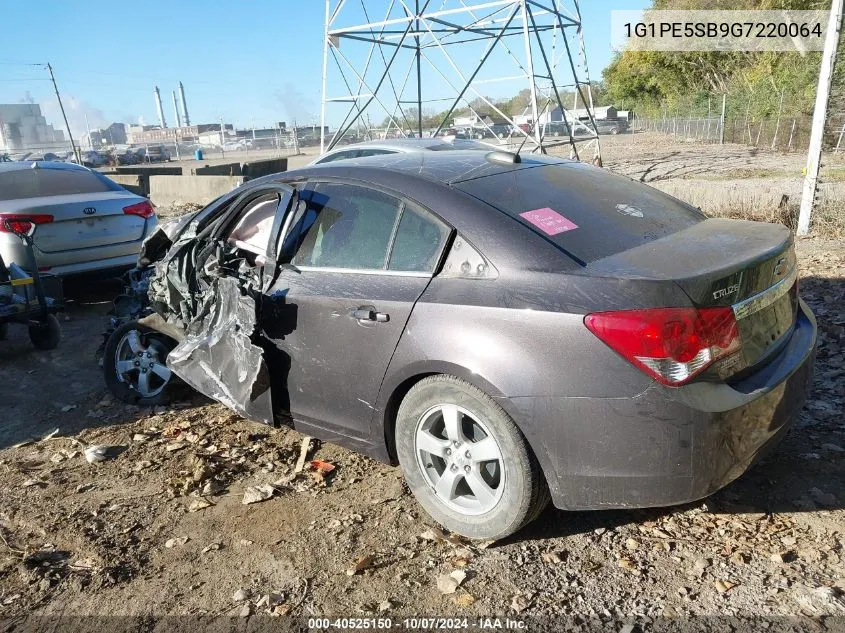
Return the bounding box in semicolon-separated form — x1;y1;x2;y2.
508;300;817;510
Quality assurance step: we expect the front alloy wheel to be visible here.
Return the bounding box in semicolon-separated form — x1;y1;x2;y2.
103;321;182;405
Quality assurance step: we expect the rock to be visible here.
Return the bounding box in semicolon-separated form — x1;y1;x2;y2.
510;594;529;613
377;599;392;612
714;580;737;594
239;603;251;618
455;593;476;607
233;588;251;602
770;551;796;564
188;498;213;512
693;557;711;575
541;551;564;564
201;543;221;554
625;538;640;551
593;527;607;535
84;445;116;463
201;480;224;496
60;405;77;413
346;554;374;576
617;558;640;575
164;536;189;548
437;570;466;594
74;483;94;494
242;484;275;505
419;527;445;542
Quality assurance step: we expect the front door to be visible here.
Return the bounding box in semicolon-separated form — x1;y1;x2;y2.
262;181;451;439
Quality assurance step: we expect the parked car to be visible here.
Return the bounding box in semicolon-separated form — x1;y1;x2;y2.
310;137;494;165
595;118;628;135
0;161;158;276
144;145;170;163
102;151;815;540
69;150;108;168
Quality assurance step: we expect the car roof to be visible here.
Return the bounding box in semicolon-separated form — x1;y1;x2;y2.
327;137;493;152
299;149;568;185
0;160;91;174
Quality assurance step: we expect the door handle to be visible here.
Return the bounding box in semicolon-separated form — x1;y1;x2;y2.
352;307;390;323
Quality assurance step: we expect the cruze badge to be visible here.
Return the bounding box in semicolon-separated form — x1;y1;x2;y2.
713;283;740;300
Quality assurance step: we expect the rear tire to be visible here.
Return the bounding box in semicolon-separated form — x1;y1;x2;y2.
395;375;549;540
29;314;61;350
103;320;184;406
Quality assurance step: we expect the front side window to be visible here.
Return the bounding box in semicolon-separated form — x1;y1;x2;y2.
290;183;401;270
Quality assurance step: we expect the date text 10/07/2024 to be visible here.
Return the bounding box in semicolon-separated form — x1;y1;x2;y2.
307;618;528;630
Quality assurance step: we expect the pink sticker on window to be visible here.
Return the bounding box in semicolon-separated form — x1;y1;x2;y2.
519;207;578;236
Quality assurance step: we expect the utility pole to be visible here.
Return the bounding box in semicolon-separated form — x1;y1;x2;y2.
47;63;80;163
220;117;226;158
719;94;727;145
415;0;423;138
798;0;843;235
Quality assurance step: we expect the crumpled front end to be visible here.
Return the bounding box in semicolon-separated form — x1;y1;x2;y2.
142;212;276;424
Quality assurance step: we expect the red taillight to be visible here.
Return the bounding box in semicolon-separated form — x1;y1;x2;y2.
0;214;54;233
584;307;741;386
123;200;155;219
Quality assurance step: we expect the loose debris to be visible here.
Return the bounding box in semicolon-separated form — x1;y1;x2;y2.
436;570;466;595
242;484;275;505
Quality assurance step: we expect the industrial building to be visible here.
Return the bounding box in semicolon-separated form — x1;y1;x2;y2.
0;103;65;151
84;122;127;148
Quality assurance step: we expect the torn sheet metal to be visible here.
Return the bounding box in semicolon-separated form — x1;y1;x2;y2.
141;205;278;425
166;275;273;424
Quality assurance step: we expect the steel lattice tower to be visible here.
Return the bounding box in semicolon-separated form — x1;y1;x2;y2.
320;0;601;160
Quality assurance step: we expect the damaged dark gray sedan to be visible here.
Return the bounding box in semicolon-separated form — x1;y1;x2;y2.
103;151;816;539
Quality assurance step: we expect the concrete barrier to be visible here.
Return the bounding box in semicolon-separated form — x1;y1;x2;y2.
149;175;244;207
115;165;183;176
189;157;289;179
191;162;241;176
242;157;287;180
107;173;149;197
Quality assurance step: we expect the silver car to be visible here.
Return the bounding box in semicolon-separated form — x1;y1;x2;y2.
0;161;158;276
310;137;495;164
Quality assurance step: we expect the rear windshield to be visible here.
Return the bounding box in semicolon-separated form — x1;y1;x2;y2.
0;168;120;201
455;162;704;264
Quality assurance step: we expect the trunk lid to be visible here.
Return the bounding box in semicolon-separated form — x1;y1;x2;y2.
587;218;798;379
1;192;147;253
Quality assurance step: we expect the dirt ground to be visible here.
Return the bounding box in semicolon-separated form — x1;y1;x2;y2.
1;138;844;623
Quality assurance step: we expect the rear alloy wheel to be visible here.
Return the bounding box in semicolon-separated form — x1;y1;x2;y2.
396;375;549;540
103;321;182;406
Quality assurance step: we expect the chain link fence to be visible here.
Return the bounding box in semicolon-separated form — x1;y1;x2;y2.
632;112;845;153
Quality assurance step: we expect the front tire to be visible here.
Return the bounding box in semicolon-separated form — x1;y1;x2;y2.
103;321;184;406
395;375;549;540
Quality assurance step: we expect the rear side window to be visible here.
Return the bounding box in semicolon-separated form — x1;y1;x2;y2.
291;183;401;270
455;163;704;263
0;168;120;201
388;203;450;272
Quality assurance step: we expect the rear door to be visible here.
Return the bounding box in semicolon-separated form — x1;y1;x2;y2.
262;181;451;438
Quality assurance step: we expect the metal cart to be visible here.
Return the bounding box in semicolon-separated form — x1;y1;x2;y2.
0;217;62;350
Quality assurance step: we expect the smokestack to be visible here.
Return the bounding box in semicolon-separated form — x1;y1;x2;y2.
154;85;167;129
179;81;191;126
172;90;182;128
